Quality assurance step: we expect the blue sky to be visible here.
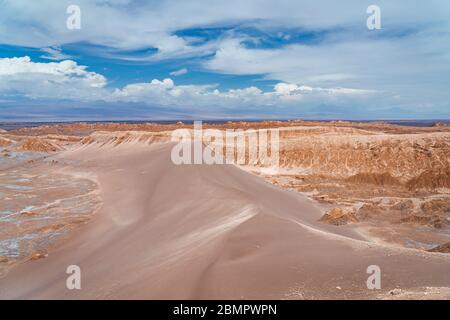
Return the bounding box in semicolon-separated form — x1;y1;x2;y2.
0;0;449;121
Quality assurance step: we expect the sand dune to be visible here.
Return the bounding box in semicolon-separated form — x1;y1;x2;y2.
1;140;450;299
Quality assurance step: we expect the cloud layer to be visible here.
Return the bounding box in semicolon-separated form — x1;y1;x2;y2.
0;1;449;119
0;56;377;110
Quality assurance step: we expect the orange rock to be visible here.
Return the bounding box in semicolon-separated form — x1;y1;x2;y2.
406;168;450;190
30;252;48;260
319;207;359;226
346;172;401;186
428;242;450;253
0;137;13;147
20;211;38;217
19;137;62;153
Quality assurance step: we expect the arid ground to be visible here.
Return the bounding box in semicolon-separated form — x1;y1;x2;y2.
0;120;449;299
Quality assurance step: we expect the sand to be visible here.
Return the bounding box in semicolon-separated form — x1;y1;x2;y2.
1;141;450;299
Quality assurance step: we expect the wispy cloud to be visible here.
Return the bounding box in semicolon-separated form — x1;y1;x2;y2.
40;46;72;60
169;68;188;76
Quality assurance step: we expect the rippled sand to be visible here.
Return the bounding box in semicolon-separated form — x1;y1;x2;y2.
0;155;101;275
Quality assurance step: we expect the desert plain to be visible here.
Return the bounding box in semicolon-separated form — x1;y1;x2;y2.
0;120;449;299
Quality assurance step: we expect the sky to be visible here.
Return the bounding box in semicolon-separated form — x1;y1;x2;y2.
0;0;449;121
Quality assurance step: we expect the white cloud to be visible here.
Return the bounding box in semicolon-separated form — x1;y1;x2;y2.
0;56;107;100
170;68;188;76
2;0;448;61
111;77;377;108
0;56;376;108
274;83;374;95
0;56;106;87
274;83;301;95
40;46;72;61
204;33;450;110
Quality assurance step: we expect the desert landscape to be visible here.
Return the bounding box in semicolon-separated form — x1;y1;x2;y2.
0;120;449;299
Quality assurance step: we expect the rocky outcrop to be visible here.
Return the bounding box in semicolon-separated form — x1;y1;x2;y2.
428;242;450;253
346;172;401;186
18;138;62;152
406;168;450;190
0;136;13;147
29;251;48;260
421;199;450;215
400;214;448;229
263;126;449;248
319;207;359;226
279;131;450;187
80;131;172;147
